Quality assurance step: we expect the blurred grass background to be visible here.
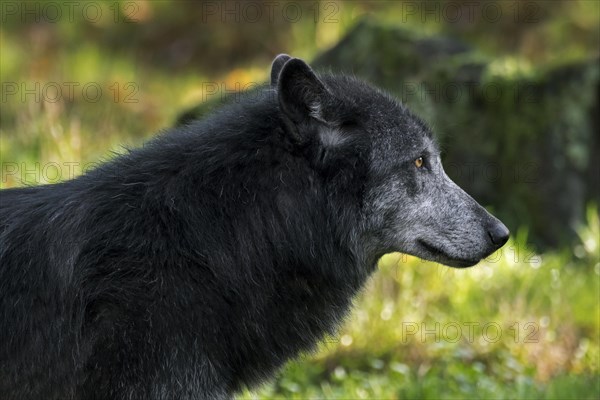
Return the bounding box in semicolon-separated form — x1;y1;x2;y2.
1;1;599;398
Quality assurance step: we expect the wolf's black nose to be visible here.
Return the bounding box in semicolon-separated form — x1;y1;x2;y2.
488;222;510;247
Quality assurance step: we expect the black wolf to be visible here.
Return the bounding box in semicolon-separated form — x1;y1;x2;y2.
0;55;509;399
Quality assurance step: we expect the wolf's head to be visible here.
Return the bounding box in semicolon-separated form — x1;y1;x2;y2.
271;54;509;268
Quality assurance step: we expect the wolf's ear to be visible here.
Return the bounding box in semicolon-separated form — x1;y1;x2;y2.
270;54;292;86
277;58;330;124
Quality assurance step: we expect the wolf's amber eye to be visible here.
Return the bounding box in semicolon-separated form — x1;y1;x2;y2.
415;157;424;168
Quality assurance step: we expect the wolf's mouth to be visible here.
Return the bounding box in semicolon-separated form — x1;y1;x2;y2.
416;239;479;268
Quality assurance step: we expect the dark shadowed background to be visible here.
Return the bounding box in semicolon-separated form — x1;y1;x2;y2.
1;1;598;398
